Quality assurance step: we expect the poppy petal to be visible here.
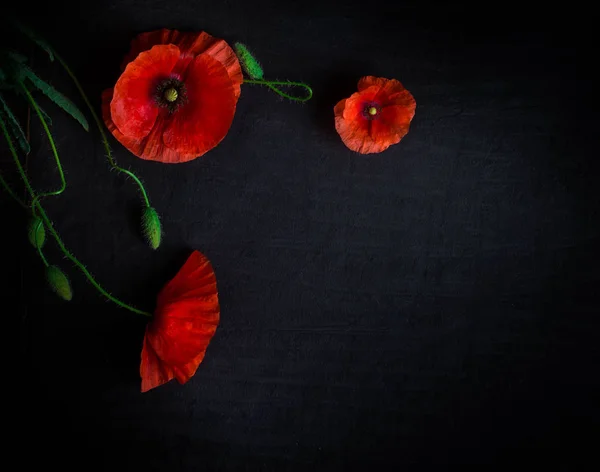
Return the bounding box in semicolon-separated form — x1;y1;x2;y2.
335;116;392;153
202;38;243;100
157;252;219;305
122;29;242;99
172;350;208;384
140;251;220;392
111;44;180;140
384;89;417;110
102;89;188;162
358;75;387;91
162;54;237;158
377;104;416;135
358;76;415;107
140;333;175;392
149;298;219;364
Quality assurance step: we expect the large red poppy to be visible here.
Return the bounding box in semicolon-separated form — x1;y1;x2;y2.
102;29;243;163
141;250;220;392
334;76;416;154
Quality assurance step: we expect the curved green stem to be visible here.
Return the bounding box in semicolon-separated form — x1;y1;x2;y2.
34;203;151;316
54;52;151;207
243;79;313;102
34;220;49;267
1;116;151;317
0;171;28;208
19;82;66;211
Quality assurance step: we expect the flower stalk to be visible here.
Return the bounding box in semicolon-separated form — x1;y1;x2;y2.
0;112;152;317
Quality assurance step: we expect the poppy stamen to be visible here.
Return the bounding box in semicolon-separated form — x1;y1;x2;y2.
154;78;188;113
363;103;381;120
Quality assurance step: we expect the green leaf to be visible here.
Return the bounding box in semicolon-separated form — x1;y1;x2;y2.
19;65;89;131
0;93;30;154
13;21;55;61
36;103;53;126
6;51;27;64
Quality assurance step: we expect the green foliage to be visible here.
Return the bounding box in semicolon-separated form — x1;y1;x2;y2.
6;51;27;64
13;20;55;61
142;206;162;250
28;217;46;248
0;93;30;154
234;43;264;80
46;265;72;301
19;65;89;131
36;103;52;126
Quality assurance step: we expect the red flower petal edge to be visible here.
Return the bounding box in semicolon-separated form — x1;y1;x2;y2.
334;76;416;154
141;250;220;392
102;29;243;163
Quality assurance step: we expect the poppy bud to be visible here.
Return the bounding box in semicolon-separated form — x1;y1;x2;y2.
234;43;264;80
46;265;72;301
142;206;162;250
28;217;46;248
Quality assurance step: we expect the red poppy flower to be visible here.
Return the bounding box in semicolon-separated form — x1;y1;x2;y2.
102;29;243;163
141;250;220;392
334;76;416;154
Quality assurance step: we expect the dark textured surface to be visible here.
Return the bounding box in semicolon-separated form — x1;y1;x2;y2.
6;1;599;469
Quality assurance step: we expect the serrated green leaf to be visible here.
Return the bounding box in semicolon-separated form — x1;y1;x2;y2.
13;21;55;61
0;93;30;154
20;65;88;131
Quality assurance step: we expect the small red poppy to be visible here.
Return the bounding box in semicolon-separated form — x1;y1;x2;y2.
334;76;416;154
141;250;220;392
102;29;243;163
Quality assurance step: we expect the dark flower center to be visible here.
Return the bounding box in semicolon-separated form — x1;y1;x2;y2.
154;77;188;113
363;102;381;120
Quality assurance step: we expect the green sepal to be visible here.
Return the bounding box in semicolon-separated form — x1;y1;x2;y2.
46;265;72;301
28;217;46;248
142;206;162;250
234;43;264;80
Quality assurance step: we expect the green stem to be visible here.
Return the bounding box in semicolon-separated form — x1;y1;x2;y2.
35;203;151;316
34;219;49;267
54;52;151;207
19;82;66;209
243;79;313;102
0;116;151;317
0;171;28;208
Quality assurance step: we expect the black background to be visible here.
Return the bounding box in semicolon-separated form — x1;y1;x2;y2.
5;1;599;469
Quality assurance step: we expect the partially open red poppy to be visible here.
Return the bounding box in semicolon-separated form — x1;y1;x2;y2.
102;29;243;163
334;76;416;154
141;250;220;392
